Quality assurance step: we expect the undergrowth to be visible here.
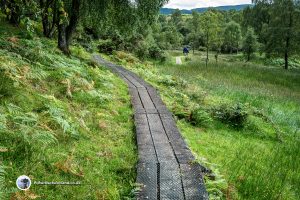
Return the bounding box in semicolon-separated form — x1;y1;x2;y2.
0;19;137;199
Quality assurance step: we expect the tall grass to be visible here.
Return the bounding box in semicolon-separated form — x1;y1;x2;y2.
159;55;300;199
113;50;300;199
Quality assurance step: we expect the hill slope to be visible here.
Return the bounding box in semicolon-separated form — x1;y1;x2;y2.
160;4;253;15
0;18;136;199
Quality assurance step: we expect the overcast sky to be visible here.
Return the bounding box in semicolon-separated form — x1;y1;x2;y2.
164;0;252;9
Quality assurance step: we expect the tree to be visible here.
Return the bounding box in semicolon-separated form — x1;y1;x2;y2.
264;0;300;69
170;9;182;26
242;27;258;61
242;2;270;44
186;11;203;54
55;0;169;55
1;0;39;25
0;0;169;54
223;21;242;53
200;10;223;66
39;0;59;38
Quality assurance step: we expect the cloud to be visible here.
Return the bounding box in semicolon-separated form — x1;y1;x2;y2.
164;0;252;9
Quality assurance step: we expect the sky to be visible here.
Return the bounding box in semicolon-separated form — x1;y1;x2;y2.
163;0;252;9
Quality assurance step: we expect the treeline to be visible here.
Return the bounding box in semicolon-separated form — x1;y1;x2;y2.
1;1;299;69
0;0;168;55
152;0;300;69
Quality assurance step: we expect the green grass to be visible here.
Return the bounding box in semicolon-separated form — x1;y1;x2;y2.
0;19;137;199
110;50;300;200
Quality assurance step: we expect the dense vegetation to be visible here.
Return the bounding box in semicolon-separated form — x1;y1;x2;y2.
0;0;300;199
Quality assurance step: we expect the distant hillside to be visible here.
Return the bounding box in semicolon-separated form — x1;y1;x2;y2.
160;4;253;15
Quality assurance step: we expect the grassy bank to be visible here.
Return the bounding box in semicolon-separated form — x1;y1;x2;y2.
109;51;300;200
0;19;137;199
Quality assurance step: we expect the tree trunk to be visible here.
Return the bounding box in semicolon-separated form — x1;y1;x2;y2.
58;24;70;55
42;15;50;37
57;0;80;55
206;32;209;67
66;0;80;47
40;0;57;38
284;12;292;70
48;3;58;38
284;52;288;70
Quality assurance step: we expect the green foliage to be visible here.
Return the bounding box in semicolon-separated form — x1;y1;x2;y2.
97;39;117;54
135;41;150;60
148;45;167;62
264;0;300;69
200;10;224;64
190;107;213;127
0;19;136;199
0;69;15;98
223;21;242;53
243;27;258;61
211;103;248;129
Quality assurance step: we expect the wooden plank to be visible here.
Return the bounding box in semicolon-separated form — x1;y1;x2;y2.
129;89;144;110
147;114;177;162
123;74;145;88
138;89;156;110
160;161;185;200
137;162;158;200
180;163;209;200
160;114;195;163
147;114;170;145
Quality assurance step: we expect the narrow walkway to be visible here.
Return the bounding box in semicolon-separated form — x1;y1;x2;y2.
176;56;182;65
93;55;208;200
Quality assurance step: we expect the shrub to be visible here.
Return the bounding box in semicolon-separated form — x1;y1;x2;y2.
172;103;190;120
148;45;167;62
190;108;213;127
97;39;117;54
211;103;248;129
135;42;149;60
114;51;138;64
158;75;187;88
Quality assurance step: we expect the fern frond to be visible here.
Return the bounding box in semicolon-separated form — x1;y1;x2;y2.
32;130;58;147
6;103;23;115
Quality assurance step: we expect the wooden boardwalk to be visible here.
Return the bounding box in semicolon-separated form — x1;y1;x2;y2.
93;55;208;200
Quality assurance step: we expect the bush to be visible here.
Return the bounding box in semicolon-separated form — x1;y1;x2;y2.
148;45;167;62
135;42;149;60
211;103;248;129
114;51;139;64
97;39;117;54
190;108;212;127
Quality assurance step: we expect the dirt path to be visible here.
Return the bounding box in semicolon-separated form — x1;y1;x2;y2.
93;55;208;200
176;56;182;65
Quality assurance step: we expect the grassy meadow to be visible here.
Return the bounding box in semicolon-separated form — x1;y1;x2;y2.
0;18;137;199
111;50;300;200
